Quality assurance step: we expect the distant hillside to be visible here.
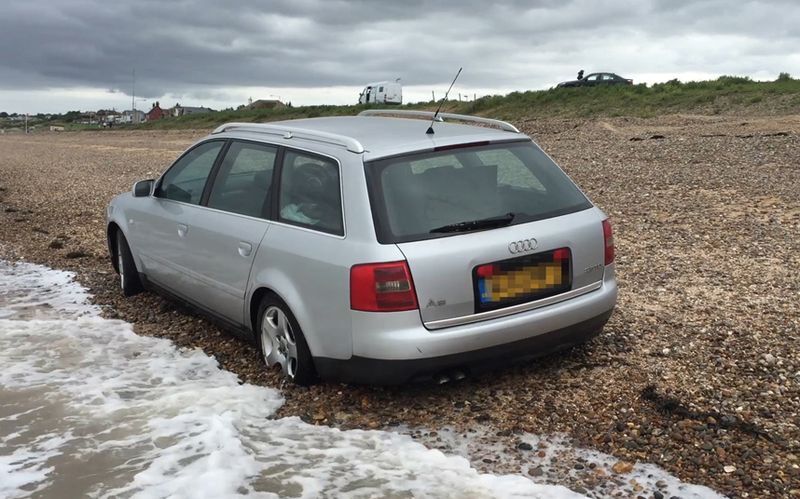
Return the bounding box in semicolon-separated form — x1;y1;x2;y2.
62;75;800;131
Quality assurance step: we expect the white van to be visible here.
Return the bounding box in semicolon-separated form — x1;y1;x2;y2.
358;81;402;105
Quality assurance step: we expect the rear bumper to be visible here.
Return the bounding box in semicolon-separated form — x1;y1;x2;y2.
315;268;617;385
315;309;613;385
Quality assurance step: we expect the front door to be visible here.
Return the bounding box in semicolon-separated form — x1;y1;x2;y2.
136;140;225;297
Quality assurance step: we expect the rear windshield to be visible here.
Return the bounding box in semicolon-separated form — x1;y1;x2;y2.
365;141;592;243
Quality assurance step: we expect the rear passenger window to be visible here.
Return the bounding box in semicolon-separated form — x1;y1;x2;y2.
207;142;276;218
157;141;223;204
278;151;343;235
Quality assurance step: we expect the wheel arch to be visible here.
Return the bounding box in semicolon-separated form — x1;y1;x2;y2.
107;221;143;275
249;286;279;335
247;283;323;357
107;222;122;273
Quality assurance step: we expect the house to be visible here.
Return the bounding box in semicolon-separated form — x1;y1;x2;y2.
146;102;165;121
79;112;98;125
122;109;145;124
248;99;285;110
171;103;213;117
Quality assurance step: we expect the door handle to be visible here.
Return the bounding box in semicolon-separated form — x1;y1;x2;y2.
238;242;253;257
177;223;188;238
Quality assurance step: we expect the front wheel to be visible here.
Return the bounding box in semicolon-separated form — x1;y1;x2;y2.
257;296;316;385
116;231;143;297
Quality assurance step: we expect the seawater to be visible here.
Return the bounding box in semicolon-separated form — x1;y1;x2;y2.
0;261;582;499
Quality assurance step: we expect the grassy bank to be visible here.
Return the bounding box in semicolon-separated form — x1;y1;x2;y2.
14;75;796;133
467;75;800;120
140;76;800;130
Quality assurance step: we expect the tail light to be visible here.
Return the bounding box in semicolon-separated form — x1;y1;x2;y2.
350;261;418;312
602;219;615;265
552;248;570;261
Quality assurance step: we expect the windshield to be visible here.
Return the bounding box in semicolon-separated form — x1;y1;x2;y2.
365;141;592;243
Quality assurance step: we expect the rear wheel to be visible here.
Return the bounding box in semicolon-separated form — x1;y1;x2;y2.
116;231;143;297
257;295;316;385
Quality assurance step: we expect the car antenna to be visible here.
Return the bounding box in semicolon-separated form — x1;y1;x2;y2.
426;67;462;135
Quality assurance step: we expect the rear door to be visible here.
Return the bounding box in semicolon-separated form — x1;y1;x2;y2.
386;83;402;104
184;140;277;324
365;141;605;326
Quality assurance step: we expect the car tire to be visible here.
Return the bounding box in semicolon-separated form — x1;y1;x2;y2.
257;295;316;386
116;231;144;297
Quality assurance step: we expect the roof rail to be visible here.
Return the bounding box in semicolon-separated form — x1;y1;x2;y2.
211;122;365;153
357;109;520;133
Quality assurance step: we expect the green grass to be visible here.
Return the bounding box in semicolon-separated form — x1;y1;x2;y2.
136;104;378;130
89;75;800;131
460;75;800;121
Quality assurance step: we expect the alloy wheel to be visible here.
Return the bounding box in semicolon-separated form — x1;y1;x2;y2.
260;306;298;379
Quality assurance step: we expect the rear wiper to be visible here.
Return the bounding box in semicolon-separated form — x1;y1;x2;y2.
430;213;515;234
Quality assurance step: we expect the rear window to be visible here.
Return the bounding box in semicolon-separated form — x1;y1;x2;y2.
365;141;592;243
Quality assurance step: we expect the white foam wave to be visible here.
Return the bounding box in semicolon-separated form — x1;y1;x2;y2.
0;260;97;320
0;262;582;499
408;428;726;499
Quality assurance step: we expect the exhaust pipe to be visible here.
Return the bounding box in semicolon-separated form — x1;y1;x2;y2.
434;369;467;384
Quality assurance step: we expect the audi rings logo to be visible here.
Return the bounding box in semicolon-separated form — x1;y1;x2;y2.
508;238;538;254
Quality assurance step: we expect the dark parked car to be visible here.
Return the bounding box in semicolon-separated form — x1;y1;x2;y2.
557;72;633;88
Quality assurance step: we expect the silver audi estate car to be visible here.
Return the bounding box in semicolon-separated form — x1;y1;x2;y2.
106;110;617;385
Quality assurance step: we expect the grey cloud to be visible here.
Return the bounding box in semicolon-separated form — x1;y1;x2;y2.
0;0;797;100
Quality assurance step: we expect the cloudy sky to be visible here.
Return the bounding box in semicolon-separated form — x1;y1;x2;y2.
1;0;797;113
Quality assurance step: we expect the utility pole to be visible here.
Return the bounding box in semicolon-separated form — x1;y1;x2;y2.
131;68;136;124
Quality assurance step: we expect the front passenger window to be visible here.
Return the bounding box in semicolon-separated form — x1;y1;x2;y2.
157;141;223;204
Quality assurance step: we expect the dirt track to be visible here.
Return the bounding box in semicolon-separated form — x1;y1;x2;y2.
0;115;798;497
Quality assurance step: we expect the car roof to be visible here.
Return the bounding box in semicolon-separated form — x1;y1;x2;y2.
215;116;529;161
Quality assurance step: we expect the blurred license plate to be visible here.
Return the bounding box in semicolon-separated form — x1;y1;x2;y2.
474;248;571;312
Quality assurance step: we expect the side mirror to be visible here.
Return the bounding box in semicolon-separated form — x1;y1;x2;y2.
132;179;154;197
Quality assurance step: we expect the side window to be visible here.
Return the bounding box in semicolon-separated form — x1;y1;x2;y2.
207;141;277;218
278;151;343;235
585;74;599;82
378;86;384;92
157;141;223;204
